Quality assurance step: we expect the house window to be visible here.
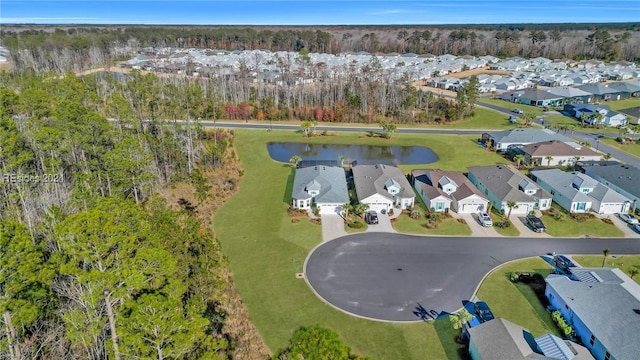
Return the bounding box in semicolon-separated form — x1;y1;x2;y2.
436;202;445;210
589;335;595;346
604;352;611;360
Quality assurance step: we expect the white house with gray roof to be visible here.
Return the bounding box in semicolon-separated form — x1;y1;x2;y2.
482;129;572;152
545;268;640;360
467;165;552;215
291;166;349;214
531;169;631;214
583;163;640;212
352;164;414;213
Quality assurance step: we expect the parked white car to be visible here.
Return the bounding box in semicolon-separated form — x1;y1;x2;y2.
478;212;493;227
618;213;639;225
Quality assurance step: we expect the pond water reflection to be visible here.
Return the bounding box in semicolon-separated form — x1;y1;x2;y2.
267;142;438;165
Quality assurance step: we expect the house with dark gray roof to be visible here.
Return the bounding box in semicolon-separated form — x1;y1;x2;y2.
467;165;552;215
564;104;628;127
545;268;640;360
411;169;488;213
607;81;640;98
468;318;593;360
618;106;640;125
530;169;631;214
545;87;593;104
576;84;624;101
500;89;564;107
352;164;414;213
481;129;572;152
291;165;349;214
583;163;640;211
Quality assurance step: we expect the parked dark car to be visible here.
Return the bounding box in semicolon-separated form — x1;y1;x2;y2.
526;215;546;233
554;255;576;269
365;211;378;225
474;301;495;323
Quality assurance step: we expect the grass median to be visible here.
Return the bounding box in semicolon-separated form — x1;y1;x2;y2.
214;129;508;359
476;257;560;337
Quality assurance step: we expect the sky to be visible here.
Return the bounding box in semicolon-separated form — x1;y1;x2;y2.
1;0;639;25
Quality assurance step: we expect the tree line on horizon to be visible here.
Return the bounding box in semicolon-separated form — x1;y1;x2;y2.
1;25;639;72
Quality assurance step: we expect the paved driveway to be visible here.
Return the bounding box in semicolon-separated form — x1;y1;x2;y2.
365;212;396;233
511;216;551;237
608;214;640;238
304;233;640;322
321;214;348;242
459;213;502;237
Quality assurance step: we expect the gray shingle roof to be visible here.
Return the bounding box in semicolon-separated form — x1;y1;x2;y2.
518;141;600;158
584;163;640;199
291;166;349;204
576;84;620;95
468;165;548;203
468;318;550;359
546;269;640;360
607;82;640;93
531;169;628;204
484;129;571;146
353;164;414;201
546;87;593;98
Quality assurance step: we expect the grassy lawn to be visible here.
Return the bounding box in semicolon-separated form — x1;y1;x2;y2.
438;107;517;130
541;115;579;129
571;255;640;284
344;215;368;233
490;212;520;236
479;98;545;117
599;137;640;158
476;258;561;337
393;214;472;236
214;129;496;359
540;213;624;238
602;98;640;111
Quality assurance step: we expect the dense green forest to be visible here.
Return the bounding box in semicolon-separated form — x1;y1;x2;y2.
2;24;639;72
0;70;246;359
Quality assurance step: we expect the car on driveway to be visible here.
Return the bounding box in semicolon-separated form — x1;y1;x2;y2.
512;108;524;114
633;223;640;234
526;215;546;233
617;213;639;225
478;212;493;227
474;301;495;323
365;211;379;225
554;255;576;269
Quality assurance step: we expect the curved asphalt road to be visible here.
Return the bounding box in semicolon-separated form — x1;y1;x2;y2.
305;233;640;322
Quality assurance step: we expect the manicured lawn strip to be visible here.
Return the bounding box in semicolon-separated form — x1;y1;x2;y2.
215;129;476;359
478;98;545;117
393;215;472;236
540;214;624;238
603;98;640;111
476;258;561;337
571;255;640;284
599;137;640;158
542;115;579;129
490;212;520;237
438;107;516;130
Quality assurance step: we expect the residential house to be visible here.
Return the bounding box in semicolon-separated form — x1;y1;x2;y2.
618;106;640;125
545;268;640;360
411;169;489;213
291;166;349;214
514;141;601;167
545;87;593;104
500;89;564;107
468;318;593;360
481;128;572;152
467;165;552;215
352;164;415;212
583;163;640;212
606;81;640;98
530;169;631;214
564;104;627;127
576;84;623;101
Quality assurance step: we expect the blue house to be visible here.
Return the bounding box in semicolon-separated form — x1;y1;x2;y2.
545;268;640;360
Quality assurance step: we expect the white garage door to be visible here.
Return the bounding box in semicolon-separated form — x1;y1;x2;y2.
599;203;623;215
461;203;484;214
319;204;343;215
366;203;389;213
